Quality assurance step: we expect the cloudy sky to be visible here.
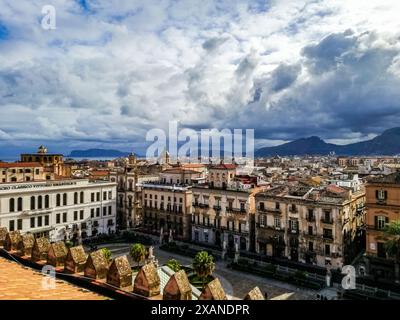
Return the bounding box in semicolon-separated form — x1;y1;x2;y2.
0;0;400;157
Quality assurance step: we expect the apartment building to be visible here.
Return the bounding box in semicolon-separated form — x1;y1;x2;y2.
0;179;117;242
139;183;193;242
362;172;400;280
110;154;159;229
0;162;47;183
254;184;365;268
191;186;253;251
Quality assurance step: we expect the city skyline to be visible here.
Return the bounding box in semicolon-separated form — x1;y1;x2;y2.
1;1;400;156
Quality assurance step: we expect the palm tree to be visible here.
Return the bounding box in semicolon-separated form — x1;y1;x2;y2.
380;220;400;283
192;251;215;289
130;243;146;267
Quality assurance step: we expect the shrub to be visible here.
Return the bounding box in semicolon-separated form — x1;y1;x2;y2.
101;248;112;262
166;259;182;272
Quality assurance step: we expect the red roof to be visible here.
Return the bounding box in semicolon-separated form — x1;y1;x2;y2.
209;164;237;170
0;162;42;168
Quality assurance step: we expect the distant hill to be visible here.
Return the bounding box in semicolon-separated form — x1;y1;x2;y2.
68;149;131;158
255;127;400;156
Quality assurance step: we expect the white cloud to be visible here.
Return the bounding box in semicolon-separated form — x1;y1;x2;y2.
0;0;399;155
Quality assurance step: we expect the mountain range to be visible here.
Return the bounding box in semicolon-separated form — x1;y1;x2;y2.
68;149;132;158
255;127;400;156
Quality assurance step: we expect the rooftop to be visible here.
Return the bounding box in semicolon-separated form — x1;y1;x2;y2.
0;256;106;300
0;162;42;168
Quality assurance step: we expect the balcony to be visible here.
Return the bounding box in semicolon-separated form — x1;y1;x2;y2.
226;207;246;214
289;228;299;235
306;215;316;222
321;218;333;224
323;234;334;241
213;205;222;211
302;231;318;238
288;207;298;213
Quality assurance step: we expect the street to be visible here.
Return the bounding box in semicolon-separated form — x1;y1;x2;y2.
95;242;321;300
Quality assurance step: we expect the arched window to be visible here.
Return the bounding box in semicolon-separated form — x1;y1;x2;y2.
74;192;78;204
45;195;49;208
80;191;84;204
9;198;15;212
17;197;23;211
30;196;35;210
63;193;67;206
38;196;43;209
56;194;61;206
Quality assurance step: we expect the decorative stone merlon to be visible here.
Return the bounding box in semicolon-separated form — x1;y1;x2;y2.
163;270;192;300
107;255;132;288
133;263;161;297
199;278;227;300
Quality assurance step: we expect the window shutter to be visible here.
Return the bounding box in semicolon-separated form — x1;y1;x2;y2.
374;216;378;228
384;191;388;200
385;217;389;224
376;190;379;199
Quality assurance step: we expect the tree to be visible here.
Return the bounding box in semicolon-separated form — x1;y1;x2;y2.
166;259;182;272
380;220;400;283
130;243;146;267
192;251;215;289
101;248;112;263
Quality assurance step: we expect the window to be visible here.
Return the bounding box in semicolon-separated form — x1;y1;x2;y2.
204;233;209;242
259;214;266;227
96;192;100;201
240;202;245;212
17;219;23;230
96;208;100;217
103;192;107;200
103;207;107;216
91;193;95;202
17;197;23;211
289;220;298;232
80;210;84;220
274;217;281;228
259;202;265;210
30;196;35;210
63;193;67;206
308;241;314;252
323;228;333;239
56;214;60;224
80;191;84;203
56;194;61;206
74;192;78;204
45;195;49;208
308;225;313;235
275;202;280;210
62;212;67;223
37;216;42;227
74;211;78;221
31;217;35;228
325;244;331;256
38;196;42;209
376;189;388;201
108;191;112;200
45;215;49;226
324;211;331;222
9;198;15;212
91;208;95;218
376;216;388;230
108;206;112;215
9;220;15;231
